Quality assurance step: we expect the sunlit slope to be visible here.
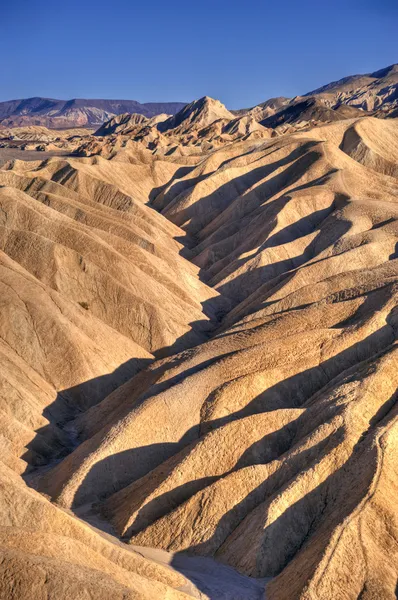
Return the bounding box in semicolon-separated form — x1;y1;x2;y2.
0;113;397;599
0;155;222;357
32;117;398;598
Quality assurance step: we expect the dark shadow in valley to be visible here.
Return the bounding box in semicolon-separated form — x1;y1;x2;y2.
147;142;323;261
214;220;356;328
118;415;304;541
389;241;398;260
169;145;323;239
20;297;396;598
212;199;351;310
189;171;342;299
57;322;393;515
149;165;209;205
20;298;234;481
21;356;153;474
101;322;396;551
171;389;397;596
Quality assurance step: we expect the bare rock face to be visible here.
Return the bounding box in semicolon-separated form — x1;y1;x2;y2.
237;65;398;128
0;75;398;600
260;96;368;129
222;115;271;137
94;112;150;136
158;96;235;133
306;63;398;113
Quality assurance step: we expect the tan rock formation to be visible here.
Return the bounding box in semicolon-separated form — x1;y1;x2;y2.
0;87;397;599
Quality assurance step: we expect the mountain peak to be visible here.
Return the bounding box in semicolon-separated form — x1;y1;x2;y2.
158;95;234;132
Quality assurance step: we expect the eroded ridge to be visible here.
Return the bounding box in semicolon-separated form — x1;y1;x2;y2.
0;111;397;599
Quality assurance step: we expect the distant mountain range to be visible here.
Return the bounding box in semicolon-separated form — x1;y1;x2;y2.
0;97;187;129
0;63;397;131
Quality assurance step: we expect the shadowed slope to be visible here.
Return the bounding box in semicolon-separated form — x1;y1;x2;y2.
1;110;398;599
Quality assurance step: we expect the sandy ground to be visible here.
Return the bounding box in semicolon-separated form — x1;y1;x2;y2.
0;146;68;166
130;545;268;599
74;504;268;600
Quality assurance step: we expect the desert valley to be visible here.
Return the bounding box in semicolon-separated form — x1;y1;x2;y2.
0;63;397;599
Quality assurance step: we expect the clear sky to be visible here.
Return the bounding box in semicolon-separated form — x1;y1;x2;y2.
1;0;397;108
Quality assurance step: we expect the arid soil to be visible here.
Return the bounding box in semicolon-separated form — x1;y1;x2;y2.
0;72;398;599
0;146;68;167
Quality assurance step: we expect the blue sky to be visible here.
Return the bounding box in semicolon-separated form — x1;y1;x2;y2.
1;0;397;108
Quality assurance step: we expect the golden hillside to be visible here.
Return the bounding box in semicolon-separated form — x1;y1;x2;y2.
0;98;397;599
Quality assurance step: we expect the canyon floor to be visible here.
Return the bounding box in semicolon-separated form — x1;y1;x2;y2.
0;90;397;599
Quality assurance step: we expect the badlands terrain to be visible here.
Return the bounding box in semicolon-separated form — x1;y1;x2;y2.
0;65;398;599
